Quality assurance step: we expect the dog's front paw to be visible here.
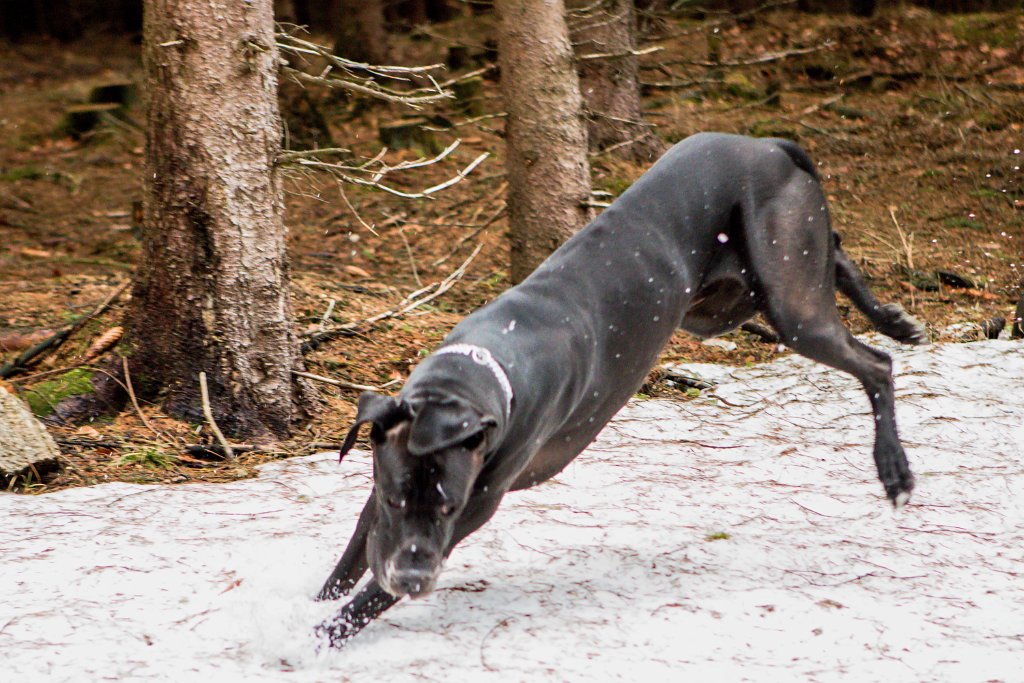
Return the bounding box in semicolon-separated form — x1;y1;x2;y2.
315;613;368;649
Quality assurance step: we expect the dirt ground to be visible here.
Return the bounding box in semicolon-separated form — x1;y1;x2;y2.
1;7;1021;492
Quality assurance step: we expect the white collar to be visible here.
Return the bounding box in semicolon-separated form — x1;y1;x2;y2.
433;344;513;420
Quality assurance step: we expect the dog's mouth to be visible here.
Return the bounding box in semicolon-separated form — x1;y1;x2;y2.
379;560;441;599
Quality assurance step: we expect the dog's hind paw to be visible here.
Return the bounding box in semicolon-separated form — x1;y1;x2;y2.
884;471;914;509
878;304;929;346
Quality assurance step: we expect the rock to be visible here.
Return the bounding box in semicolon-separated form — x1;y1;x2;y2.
701;338;737;351
0;388;62;488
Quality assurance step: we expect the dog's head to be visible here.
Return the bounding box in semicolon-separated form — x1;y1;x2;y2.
339;391;496;599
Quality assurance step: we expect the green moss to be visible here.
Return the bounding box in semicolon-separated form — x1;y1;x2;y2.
944;217;985;231
118;447;178;469
0;165;47;182
599;176;634;198
975;111;1007;132
25;369;95;417
721;72;763;101
705;531;731;541
951;15;1018;48
747;119;799;140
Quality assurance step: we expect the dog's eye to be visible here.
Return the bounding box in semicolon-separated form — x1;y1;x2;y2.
439;502;456;517
385;496;404;510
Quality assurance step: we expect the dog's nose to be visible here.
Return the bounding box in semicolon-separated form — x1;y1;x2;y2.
392;568;436;598
391;541;439;597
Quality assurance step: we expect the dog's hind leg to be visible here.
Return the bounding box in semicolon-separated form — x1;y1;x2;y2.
316;495;376;601
772;312;914;505
316;580;400;647
744;186;914;506
834;246;928;345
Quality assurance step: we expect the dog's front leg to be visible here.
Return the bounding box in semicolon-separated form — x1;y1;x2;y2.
316;494;375;601
316;580;399;647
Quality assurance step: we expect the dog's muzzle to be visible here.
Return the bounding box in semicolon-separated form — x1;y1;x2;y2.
381;542;442;598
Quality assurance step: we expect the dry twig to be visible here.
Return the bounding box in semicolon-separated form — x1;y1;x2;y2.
198;372;234;460
280;139;490;200
302;244;483;352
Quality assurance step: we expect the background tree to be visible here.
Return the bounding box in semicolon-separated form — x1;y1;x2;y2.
330;0;391;65
570;0;664;161
495;0;593;282
128;0;313;441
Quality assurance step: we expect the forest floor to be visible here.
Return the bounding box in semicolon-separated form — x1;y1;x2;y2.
0;6;1021;491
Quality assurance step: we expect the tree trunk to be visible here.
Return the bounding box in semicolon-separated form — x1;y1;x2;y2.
129;0;313;441
495;0;593;283
570;0;663;162
331;0;391;65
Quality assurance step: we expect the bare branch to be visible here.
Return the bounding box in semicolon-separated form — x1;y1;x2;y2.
578;45;664;61
276;31;452;108
302;245;483;352
664;41;832;68
283;147;490;200
282;67;450;108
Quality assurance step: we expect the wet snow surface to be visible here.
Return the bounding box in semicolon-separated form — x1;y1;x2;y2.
3;339;1023;682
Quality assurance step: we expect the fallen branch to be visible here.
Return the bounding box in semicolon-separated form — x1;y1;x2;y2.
663;41;831;69
0;282;129;379
292;370;399;393
184;441;344;460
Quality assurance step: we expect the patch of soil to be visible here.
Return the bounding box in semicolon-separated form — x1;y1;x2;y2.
1;7;1021;492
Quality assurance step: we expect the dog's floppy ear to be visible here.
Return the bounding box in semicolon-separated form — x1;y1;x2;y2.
407;397;496;456
338;392;413;462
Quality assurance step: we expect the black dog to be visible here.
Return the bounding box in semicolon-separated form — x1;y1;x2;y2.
315;133;926;645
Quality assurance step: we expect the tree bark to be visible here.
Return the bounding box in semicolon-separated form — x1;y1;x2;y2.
495;0;593;283
331;0;391;65
129;0;313;441
570;0;663;162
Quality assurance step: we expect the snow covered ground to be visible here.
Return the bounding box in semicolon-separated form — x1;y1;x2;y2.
3;338;1023;682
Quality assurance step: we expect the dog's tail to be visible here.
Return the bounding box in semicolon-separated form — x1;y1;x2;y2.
770;137;928;345
770;138;820;181
834;245;929;345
